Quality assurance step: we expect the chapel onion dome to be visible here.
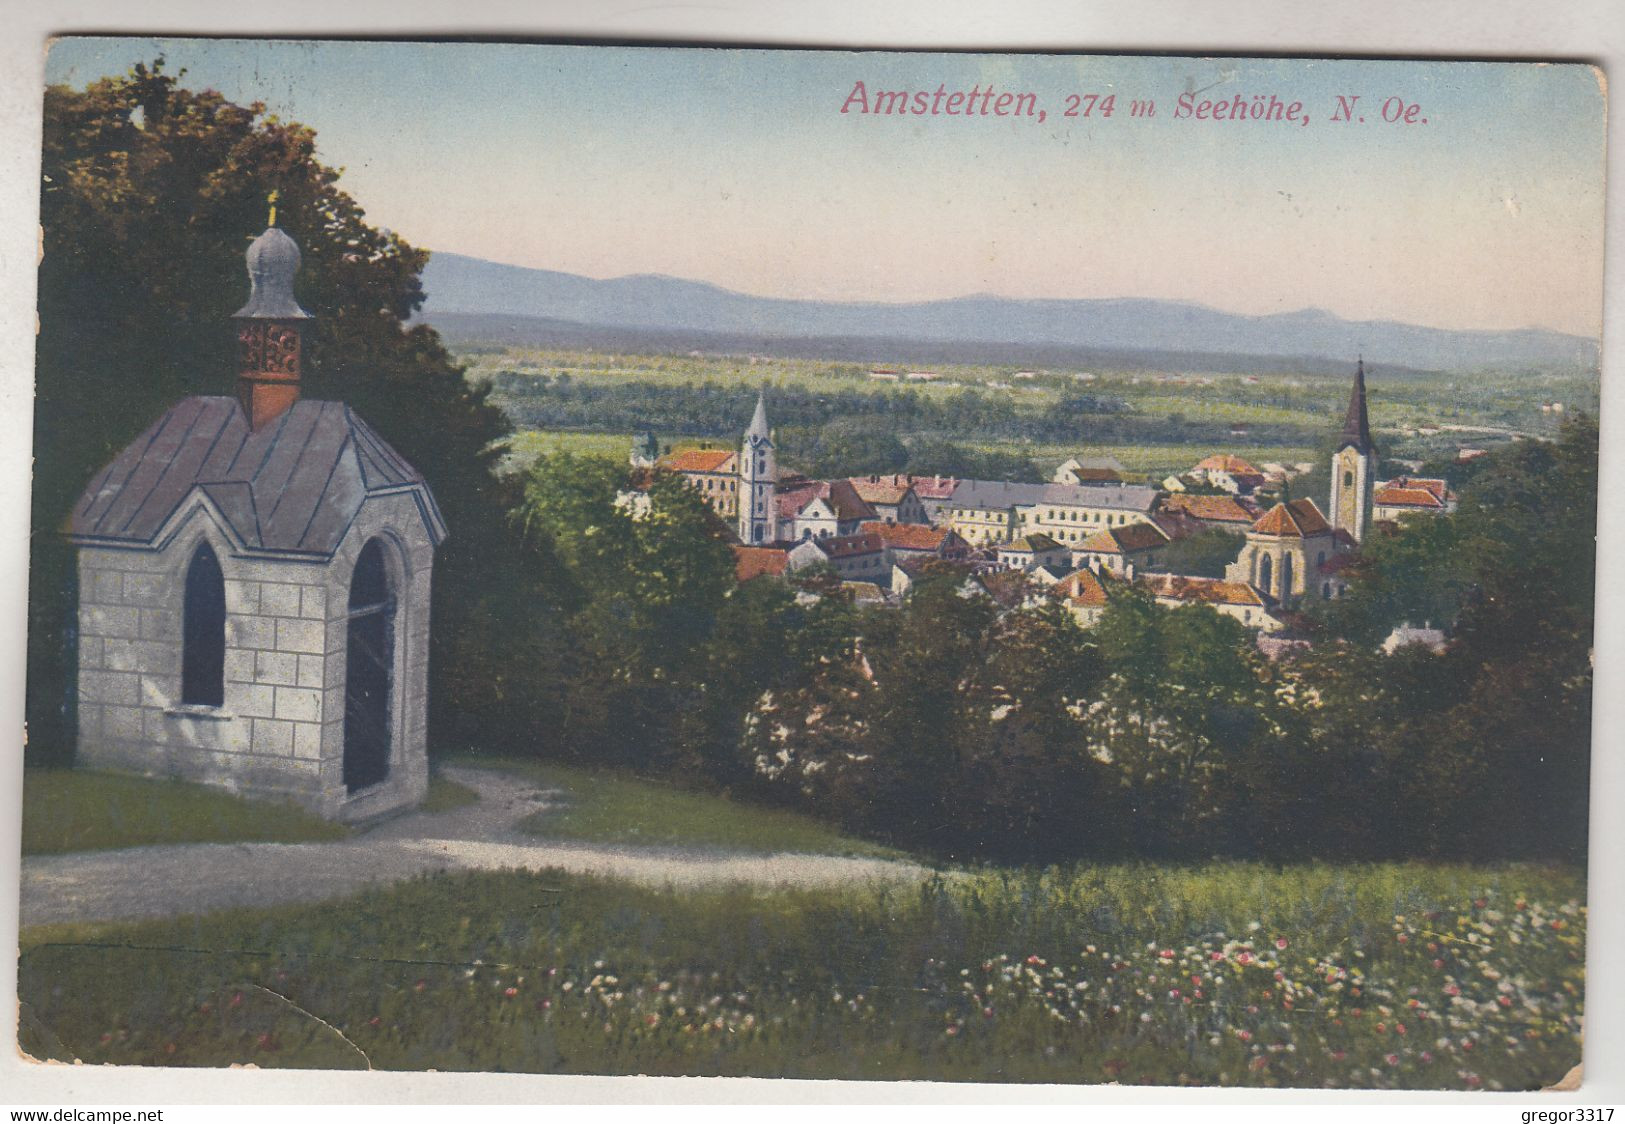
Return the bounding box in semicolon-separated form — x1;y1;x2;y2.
233;225;313;320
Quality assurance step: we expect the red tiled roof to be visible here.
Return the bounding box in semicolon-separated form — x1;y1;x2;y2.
846;477;914;506
776;481;826;519
732;545;789;582
1374;485;1445;509
817;532;885;559
859;521;956;552
1251;498;1332;538
905;474;959;499
1142;574;1269;608
1196;454;1262;474
663;448;736;474
1391;477;1449;502
1161;494;1256;524
1079;521;1170;554
1053;568;1109;607
825;480;878;522
1070;467;1125;483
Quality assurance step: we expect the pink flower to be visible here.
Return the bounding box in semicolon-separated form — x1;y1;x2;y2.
1275;938;1288;950
1159;949;1175;960
1237;1029;1252;1041
504;987;519;997
1385;1054;1400;1066
1236;951;1254;965
1210;951;1224;961
1444;983;1460;996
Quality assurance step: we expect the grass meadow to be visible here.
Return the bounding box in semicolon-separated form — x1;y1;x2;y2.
455;755;899;858
17;862;1582;1088
20;769;351;854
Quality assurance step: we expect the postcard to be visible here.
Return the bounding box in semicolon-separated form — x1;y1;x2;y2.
14;38;1604;1092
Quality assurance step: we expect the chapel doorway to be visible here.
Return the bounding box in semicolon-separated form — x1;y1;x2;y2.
343;538;395;792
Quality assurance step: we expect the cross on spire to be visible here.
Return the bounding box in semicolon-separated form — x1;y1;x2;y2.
267;189;280;228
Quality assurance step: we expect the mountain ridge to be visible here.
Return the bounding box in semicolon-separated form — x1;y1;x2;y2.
419;252;1598;372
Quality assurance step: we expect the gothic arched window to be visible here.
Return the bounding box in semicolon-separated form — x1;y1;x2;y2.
181;543;226;707
1257;553;1273;596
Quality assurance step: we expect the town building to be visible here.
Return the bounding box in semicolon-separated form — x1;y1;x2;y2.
662;447;739;521
1053;455;1127;486
845;475;928;524
67;220;443;822
1225;497;1345;609
1329;358;1379;542
941;480;1158;547
904;475;961;523
738;389;779;544
1050;568;1111;627
1076;521;1171;577
1186;454;1268;496
779;479;876;541
1141;575;1284;632
1373;476;1456;521
859;521;970;562
1159;493;1259;531
787;530;888;581
996;533;1070;573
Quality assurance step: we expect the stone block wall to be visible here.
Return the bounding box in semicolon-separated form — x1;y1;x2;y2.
75;493;435;822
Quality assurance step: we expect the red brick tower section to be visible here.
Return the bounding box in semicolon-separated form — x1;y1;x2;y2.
233;195;313;429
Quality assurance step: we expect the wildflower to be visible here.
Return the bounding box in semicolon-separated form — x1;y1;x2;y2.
1421;1051;1434;1063
1275;938;1288;950
504;987;519;998
1385;1054;1400;1066
368;1016;381;1027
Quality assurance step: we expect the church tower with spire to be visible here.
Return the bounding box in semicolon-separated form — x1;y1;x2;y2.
738;388;778;544
1329;357;1378;543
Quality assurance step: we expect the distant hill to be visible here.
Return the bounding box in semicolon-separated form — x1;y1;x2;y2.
419;253;1599;373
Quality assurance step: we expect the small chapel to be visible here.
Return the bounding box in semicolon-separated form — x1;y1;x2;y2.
67;210;445;822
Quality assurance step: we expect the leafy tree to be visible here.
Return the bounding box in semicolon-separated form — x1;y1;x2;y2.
31;59;542;763
1159;528;1245;578
517;456;736;767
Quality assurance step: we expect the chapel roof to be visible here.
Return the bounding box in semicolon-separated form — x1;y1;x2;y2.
70;396;444;557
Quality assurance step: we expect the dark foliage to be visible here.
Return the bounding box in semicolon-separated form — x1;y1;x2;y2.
31;60;565;762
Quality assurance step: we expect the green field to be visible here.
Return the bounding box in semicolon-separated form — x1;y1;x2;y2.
20;769;350;855
454;755;898;858
466;343;1596;483
18;861;1583;1088
504;429;1318;483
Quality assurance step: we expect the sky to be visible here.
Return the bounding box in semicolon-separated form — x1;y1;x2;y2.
44;39;1608;337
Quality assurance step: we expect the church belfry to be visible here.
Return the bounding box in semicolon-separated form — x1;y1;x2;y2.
1329;357;1378;542
738;388;778;544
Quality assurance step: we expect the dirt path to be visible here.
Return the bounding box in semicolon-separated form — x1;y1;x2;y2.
19;766;932;928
